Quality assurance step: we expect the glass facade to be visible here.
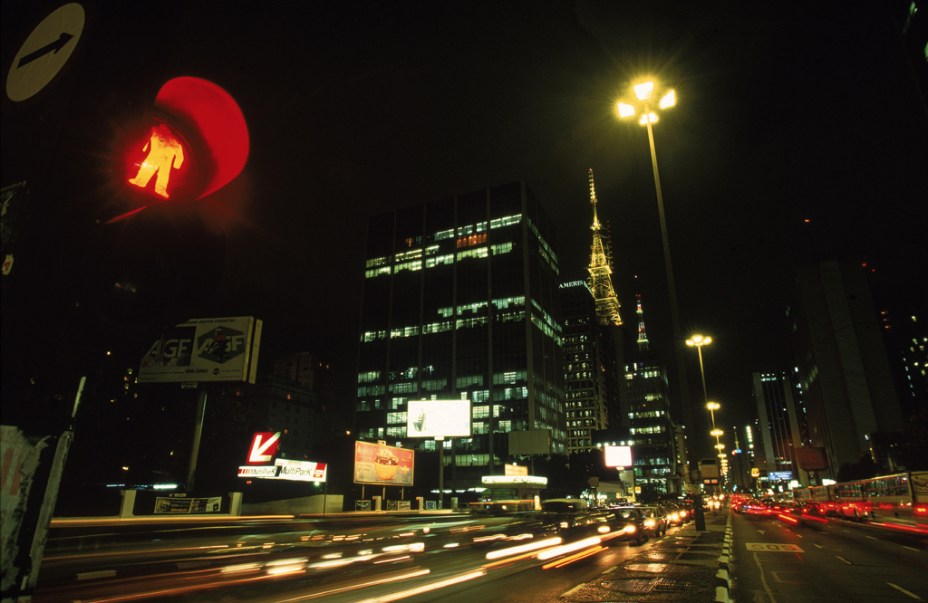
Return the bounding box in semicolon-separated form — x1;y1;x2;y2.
356;182;564;483
624;353;679;495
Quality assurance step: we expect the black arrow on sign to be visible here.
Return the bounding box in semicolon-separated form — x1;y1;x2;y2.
18;32;74;68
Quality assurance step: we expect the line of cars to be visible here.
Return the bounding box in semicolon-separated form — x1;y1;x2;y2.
535;499;693;546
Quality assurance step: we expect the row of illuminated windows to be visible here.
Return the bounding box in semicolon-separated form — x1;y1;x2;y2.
630;410;666;419
361;312;523;342
631;425;666;435
625;370;662;380
367;214;522;273
635;457;671;467
434;213;522;242
364;242;515;278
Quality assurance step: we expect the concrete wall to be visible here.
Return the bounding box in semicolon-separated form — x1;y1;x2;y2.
241;494;344;515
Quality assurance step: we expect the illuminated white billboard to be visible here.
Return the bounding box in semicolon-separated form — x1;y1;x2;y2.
604;445;633;468
407;399;471;438
139;316;262;384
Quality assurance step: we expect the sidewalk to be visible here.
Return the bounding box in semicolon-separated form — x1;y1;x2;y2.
561;510;733;603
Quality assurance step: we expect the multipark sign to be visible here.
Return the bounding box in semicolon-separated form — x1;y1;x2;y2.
237;432;327;483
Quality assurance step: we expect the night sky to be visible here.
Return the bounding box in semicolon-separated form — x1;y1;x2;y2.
3;2;926;442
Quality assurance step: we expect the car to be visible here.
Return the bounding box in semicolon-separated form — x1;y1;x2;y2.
605;505;649;546
638;505;669;537
538;499;615;539
664;502;690;526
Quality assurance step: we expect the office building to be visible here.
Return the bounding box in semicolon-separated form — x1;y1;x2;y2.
355;181;564;487
752;371;808;486
624;295;679;496
788;260;905;478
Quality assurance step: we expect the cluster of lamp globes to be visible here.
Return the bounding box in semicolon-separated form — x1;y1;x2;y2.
615;79;677;125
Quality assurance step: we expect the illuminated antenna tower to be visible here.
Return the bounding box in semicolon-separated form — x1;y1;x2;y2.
636;293;650;351
586;168;622;326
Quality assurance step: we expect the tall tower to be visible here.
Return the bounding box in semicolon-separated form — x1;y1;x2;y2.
586;169;622;326
636;293;650;352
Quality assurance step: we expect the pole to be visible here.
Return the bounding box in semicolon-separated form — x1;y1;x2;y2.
186;388;208;493
437;437;445;509
692;344;708;531
644;114;695;500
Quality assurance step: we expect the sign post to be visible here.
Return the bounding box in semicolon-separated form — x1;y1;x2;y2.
185;388;207;492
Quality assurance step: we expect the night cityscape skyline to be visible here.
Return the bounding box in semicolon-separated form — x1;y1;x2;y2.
3;2;927;486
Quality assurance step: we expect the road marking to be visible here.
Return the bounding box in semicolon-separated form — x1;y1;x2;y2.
813;543;824;549
753;553;778;603
796;533;804;538
903;546;920;552
746;543;804;553
888;582;924;601
865;535;878;541
561;583;586;598
835;556;852;565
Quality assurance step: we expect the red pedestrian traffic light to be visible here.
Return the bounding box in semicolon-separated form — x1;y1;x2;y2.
115;77;248;221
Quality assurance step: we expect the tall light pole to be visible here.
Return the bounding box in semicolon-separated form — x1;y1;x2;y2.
685;333;713;530
616;80;694;488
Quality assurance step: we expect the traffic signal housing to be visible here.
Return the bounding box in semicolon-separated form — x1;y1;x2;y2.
123;76;248;209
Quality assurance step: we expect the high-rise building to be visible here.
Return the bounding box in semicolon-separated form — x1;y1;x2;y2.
560;280;617;452
559;171;627;454
752;371;808;486
355;181;564;487
788;260;905;478
624;295;679;496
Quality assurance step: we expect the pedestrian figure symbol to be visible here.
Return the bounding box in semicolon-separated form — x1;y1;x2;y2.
128;124;185;199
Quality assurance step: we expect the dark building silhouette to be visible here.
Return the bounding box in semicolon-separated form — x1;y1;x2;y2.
788;261;904;478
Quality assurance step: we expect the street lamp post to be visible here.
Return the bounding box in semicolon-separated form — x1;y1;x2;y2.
617;80;695;494
685;333;713;531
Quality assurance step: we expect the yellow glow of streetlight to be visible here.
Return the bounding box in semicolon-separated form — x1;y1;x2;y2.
659;89;676;109
633;80;655;100
617;102;636;118
638;112;659;126
710;428;724;437
686;334;713;347
706;401;720;412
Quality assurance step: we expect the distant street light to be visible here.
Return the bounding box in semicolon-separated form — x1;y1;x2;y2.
684;332;714;531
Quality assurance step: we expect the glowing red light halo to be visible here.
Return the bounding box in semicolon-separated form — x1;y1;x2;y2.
153;76;249;200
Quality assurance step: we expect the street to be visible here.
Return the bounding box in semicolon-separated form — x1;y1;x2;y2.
732;509;927;603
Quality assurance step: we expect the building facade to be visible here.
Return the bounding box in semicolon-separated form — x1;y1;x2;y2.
752;371;808;487
355;181;564;487
560;279;621;453
788;260;905;478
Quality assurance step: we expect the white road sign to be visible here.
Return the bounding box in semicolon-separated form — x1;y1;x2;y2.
6;3;85;102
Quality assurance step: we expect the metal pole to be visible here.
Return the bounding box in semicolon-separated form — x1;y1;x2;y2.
692;345;708;531
645;114;696;497
438;438;444;509
186;388;208;493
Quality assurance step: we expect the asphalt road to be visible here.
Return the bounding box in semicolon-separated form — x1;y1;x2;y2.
731;510;928;603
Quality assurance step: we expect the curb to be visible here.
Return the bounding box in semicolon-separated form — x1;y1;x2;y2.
715;514;733;603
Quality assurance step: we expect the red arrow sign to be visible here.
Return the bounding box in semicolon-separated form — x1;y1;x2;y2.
247;432;281;464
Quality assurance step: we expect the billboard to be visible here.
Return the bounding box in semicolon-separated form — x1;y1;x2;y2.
138;316;262;384
604;445;633;468
406;399;471;438
353;441;414;486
